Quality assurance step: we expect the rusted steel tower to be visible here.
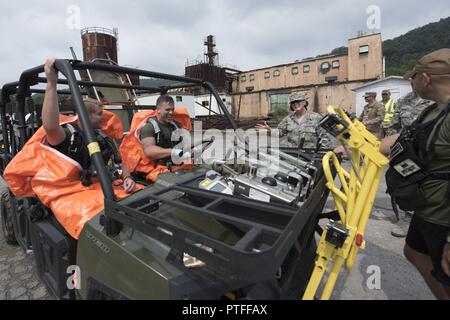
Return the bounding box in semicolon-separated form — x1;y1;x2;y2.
81;27;119;63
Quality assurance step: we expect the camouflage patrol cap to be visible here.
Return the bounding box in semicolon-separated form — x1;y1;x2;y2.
363;92;377;98
404;48;450;79
289;92;306;104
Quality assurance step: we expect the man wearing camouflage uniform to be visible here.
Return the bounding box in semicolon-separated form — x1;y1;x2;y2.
358;91;386;139
384;91;434;237
384;91;434;136
256;93;335;150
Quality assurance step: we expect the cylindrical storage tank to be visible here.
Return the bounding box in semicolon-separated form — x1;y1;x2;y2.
81;27;118;63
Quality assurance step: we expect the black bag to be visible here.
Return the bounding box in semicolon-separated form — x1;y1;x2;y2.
385;102;450;212
385;168;428;211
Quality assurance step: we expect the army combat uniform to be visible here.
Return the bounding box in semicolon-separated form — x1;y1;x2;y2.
358;101;385;139
277;112;336;150
384;92;434;136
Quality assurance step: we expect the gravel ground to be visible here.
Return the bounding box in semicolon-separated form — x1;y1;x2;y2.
0;230;51;300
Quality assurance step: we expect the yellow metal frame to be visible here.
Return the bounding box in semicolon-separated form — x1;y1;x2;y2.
302;106;389;300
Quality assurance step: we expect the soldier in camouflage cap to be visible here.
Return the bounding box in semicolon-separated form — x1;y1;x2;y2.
256;92;335;150
380;49;450;296
384;91;434;136
358;92;386;139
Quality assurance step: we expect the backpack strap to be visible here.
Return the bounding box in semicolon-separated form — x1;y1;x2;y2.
146;118;180;169
64;124;122;186
169;120;180;130
96;130;122;165
63;123;92;186
147;118;180;141
147;118;161;144
84;130;123;185
65;123;81;156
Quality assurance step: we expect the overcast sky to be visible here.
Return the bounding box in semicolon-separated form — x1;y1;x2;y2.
0;0;449;85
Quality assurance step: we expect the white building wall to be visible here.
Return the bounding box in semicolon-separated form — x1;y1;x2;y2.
136;94;196;118
136;94;232;118
194;94;232;117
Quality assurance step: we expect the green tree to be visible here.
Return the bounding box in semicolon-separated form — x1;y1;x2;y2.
384;17;450;76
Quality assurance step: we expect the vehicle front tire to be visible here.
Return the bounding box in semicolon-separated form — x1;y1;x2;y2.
0;187;18;245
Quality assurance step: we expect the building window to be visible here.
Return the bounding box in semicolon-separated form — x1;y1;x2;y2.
359;45;369;54
273;69;281;77
270;93;289;112
303;65;310;73
176;96;182;102
321;62;330;71
241;75;246;82
291;67;299;75
202;101;209;107
249;74;255;82
332;60;340;68
264;71;270;79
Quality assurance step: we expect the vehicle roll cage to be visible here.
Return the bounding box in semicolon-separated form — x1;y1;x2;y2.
0;60;332;284
0;59;238;234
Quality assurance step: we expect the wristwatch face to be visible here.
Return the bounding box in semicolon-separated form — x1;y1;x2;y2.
447;234;450;243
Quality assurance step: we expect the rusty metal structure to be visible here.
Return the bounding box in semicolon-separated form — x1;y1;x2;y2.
81;27;119;63
185;35;234;93
204;35;218;66
185;64;226;92
80;27;139;87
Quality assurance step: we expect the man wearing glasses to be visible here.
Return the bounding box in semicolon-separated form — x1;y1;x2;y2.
380;48;450;299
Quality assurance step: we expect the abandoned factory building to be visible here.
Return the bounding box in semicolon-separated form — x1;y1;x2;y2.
231;33;383;118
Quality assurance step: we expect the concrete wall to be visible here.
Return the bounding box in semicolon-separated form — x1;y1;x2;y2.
231;33;383;118
195;94;233;116
312;82;365;113
234;33;382;94
233;92;270;118
137;94;196;117
233;81;367;118
236;55;349;92
137;93;233;118
348;33;383;81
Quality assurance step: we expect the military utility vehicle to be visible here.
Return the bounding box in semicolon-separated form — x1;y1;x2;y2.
0;60;337;299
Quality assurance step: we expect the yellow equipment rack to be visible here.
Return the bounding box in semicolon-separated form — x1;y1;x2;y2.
302;106;389;300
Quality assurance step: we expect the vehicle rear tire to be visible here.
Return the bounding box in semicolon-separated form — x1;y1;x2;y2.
0;189;18;245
